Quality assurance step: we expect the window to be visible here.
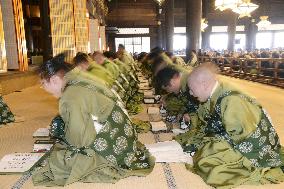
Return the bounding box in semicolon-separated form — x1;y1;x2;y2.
115;37;150;54
174;27;186;34
117;28;149;34
212;25;245;33
256;32;273;49
212;26;228;33
173;34;186;56
274;32;284;48
210;33;228;50
258;24;284;31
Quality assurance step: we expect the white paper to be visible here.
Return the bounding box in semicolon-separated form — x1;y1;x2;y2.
147;107;160;114
145;141;192;164
0;153;45;173
144;98;155;104
33;144;53;152
33;128;49;137
150;121;167;132
172;128;189;135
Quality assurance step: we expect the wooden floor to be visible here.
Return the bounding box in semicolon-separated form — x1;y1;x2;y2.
1;75;284;189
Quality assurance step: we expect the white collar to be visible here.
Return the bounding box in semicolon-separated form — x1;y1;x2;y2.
209;81;219;99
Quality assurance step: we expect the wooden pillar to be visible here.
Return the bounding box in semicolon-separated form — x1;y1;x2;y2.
156;5;163;48
12;0;29;71
24;17;34;53
245;20;257;51
1;0;28;71
150;27;158;50
39;0;52;61
202;25;211;50
165;0;174;52
186;0;202;61
227;13;237;52
0;2;7;72
107;34;115;52
157;23;163;48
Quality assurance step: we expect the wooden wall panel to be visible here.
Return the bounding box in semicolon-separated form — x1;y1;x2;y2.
99;25;106;51
0;3;7;72
1;0;19;70
49;0;76;62
89;19;100;52
12;0;28;71
73;0;89;53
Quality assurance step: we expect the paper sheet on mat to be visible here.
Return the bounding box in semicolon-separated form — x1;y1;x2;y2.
145;141;192;164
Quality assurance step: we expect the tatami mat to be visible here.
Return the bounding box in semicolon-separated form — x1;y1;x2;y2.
1;75;284;188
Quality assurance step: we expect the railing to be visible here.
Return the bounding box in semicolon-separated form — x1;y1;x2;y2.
198;56;284;88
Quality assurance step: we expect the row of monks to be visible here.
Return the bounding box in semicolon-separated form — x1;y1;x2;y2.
1;45;284;188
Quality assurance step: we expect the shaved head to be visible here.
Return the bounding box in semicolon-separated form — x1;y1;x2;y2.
187;63;219;102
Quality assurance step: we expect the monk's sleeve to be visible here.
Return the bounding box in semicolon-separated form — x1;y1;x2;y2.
221;95;261;142
59;98;96;147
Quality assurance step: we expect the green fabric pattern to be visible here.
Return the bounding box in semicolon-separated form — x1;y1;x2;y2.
180;82;284;189
32;70;154;186
205;91;283;168
63;80;152;169
0;96;15;125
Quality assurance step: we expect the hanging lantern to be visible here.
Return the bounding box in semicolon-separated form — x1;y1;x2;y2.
154;0;165;6
215;0;241;11
232;0;259;18
201;18;208;32
256;16;271;30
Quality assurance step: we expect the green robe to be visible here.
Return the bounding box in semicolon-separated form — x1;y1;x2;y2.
87;61;127;102
87;62;115;85
0;96;15;125
113;58;131;74
163;71;198;116
102;59;121;79
174;56;186;66
117;50;134;66
32;69;154;186
183;81;284;189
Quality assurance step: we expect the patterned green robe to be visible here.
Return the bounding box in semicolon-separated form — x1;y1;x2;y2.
183;81;284;189
0;96;15;125
32;69;154;186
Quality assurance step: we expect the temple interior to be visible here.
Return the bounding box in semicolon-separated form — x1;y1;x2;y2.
1;0;284;189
